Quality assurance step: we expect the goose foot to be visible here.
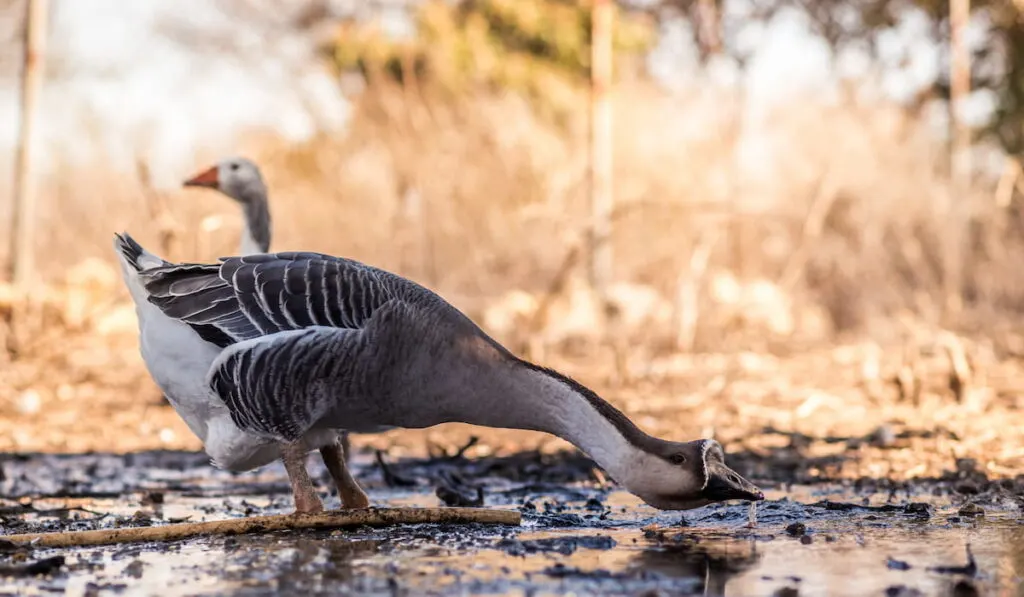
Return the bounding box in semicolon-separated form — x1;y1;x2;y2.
282;442;324;515
321;437;370;509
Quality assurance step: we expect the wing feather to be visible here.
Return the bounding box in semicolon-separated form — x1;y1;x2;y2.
137;251;418;349
208;326;367;442
207;299;421;441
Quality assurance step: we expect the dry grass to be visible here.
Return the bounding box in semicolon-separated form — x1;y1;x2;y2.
1;80;1023;483
13;82;1021;340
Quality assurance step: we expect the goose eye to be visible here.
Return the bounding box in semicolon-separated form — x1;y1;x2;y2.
669;453;686;465
230;163;240;171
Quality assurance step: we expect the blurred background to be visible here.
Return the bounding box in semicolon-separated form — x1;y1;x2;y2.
0;0;1021;480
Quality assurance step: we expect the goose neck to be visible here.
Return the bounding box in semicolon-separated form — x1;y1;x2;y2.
239;193;271;255
469;359;650;484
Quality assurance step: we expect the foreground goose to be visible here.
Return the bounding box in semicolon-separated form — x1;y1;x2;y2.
114;233;764;513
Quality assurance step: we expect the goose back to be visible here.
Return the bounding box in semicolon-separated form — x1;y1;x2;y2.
141;253;439;343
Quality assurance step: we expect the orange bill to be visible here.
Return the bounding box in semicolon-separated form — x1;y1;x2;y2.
183;165;219;188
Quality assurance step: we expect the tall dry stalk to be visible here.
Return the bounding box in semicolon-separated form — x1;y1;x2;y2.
588;0;614;307
8;0;48;288
944;0;972;321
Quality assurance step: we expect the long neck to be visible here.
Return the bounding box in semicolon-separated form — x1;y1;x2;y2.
452;356;651;484
236;187;271;255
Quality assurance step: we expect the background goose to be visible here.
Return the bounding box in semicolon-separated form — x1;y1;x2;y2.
182;157;354;464
183;157;272;255
113;232;764;514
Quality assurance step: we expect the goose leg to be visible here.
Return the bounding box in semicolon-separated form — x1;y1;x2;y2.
320;437;369;509
282;443;323;514
340;431;351;462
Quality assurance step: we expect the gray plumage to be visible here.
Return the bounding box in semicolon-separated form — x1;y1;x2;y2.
241;199;271;254
135;250;478;443
117;233;764;512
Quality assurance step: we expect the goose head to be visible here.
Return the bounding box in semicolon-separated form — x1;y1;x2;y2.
183;157;267;205
620;439;764;510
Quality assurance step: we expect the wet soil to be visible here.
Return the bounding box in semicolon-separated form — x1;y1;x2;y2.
1;447;1022;596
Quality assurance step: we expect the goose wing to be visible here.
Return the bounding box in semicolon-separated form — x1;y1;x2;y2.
207;299;417;442
138;252;411;348
138;250;453;440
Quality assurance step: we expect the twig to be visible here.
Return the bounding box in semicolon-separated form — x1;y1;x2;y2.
674;227;720;352
994;156;1021;208
928;544;977;576
939;331;973;403
434;470;484;507
778;165;839;291
446;436;480;461
895;333;922;405
373;451;418;488
0;507;521;548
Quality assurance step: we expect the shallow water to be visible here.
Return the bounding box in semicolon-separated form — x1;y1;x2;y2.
1;451;1021;596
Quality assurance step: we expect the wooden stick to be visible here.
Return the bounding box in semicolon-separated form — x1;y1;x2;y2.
0;507;521;548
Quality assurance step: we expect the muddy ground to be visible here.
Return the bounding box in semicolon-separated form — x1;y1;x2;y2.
1;337;1023;595
0;438;1022;596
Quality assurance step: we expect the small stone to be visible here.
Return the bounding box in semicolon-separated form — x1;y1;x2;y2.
785;522;807;537
494;538;526;557
951;580;980;597
904;503;932;517
869;425;897;447
885;585;924;597
955;482;980;495
123;560;145;579
955;458;978;473
958;503;984;517
799;535;813;545
886;557;911;571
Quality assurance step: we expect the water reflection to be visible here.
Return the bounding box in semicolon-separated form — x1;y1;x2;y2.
633;535;762;596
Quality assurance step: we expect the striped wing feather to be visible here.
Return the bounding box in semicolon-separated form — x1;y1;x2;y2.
140;252;403;348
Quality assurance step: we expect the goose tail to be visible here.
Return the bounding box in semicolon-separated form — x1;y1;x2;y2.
113;231;170;310
113;232;167;273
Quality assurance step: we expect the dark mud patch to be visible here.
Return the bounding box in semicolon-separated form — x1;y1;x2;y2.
494;534;617;556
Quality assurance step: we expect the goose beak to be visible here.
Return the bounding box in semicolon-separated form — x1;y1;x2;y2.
702;460;765;502
184;165;219;189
